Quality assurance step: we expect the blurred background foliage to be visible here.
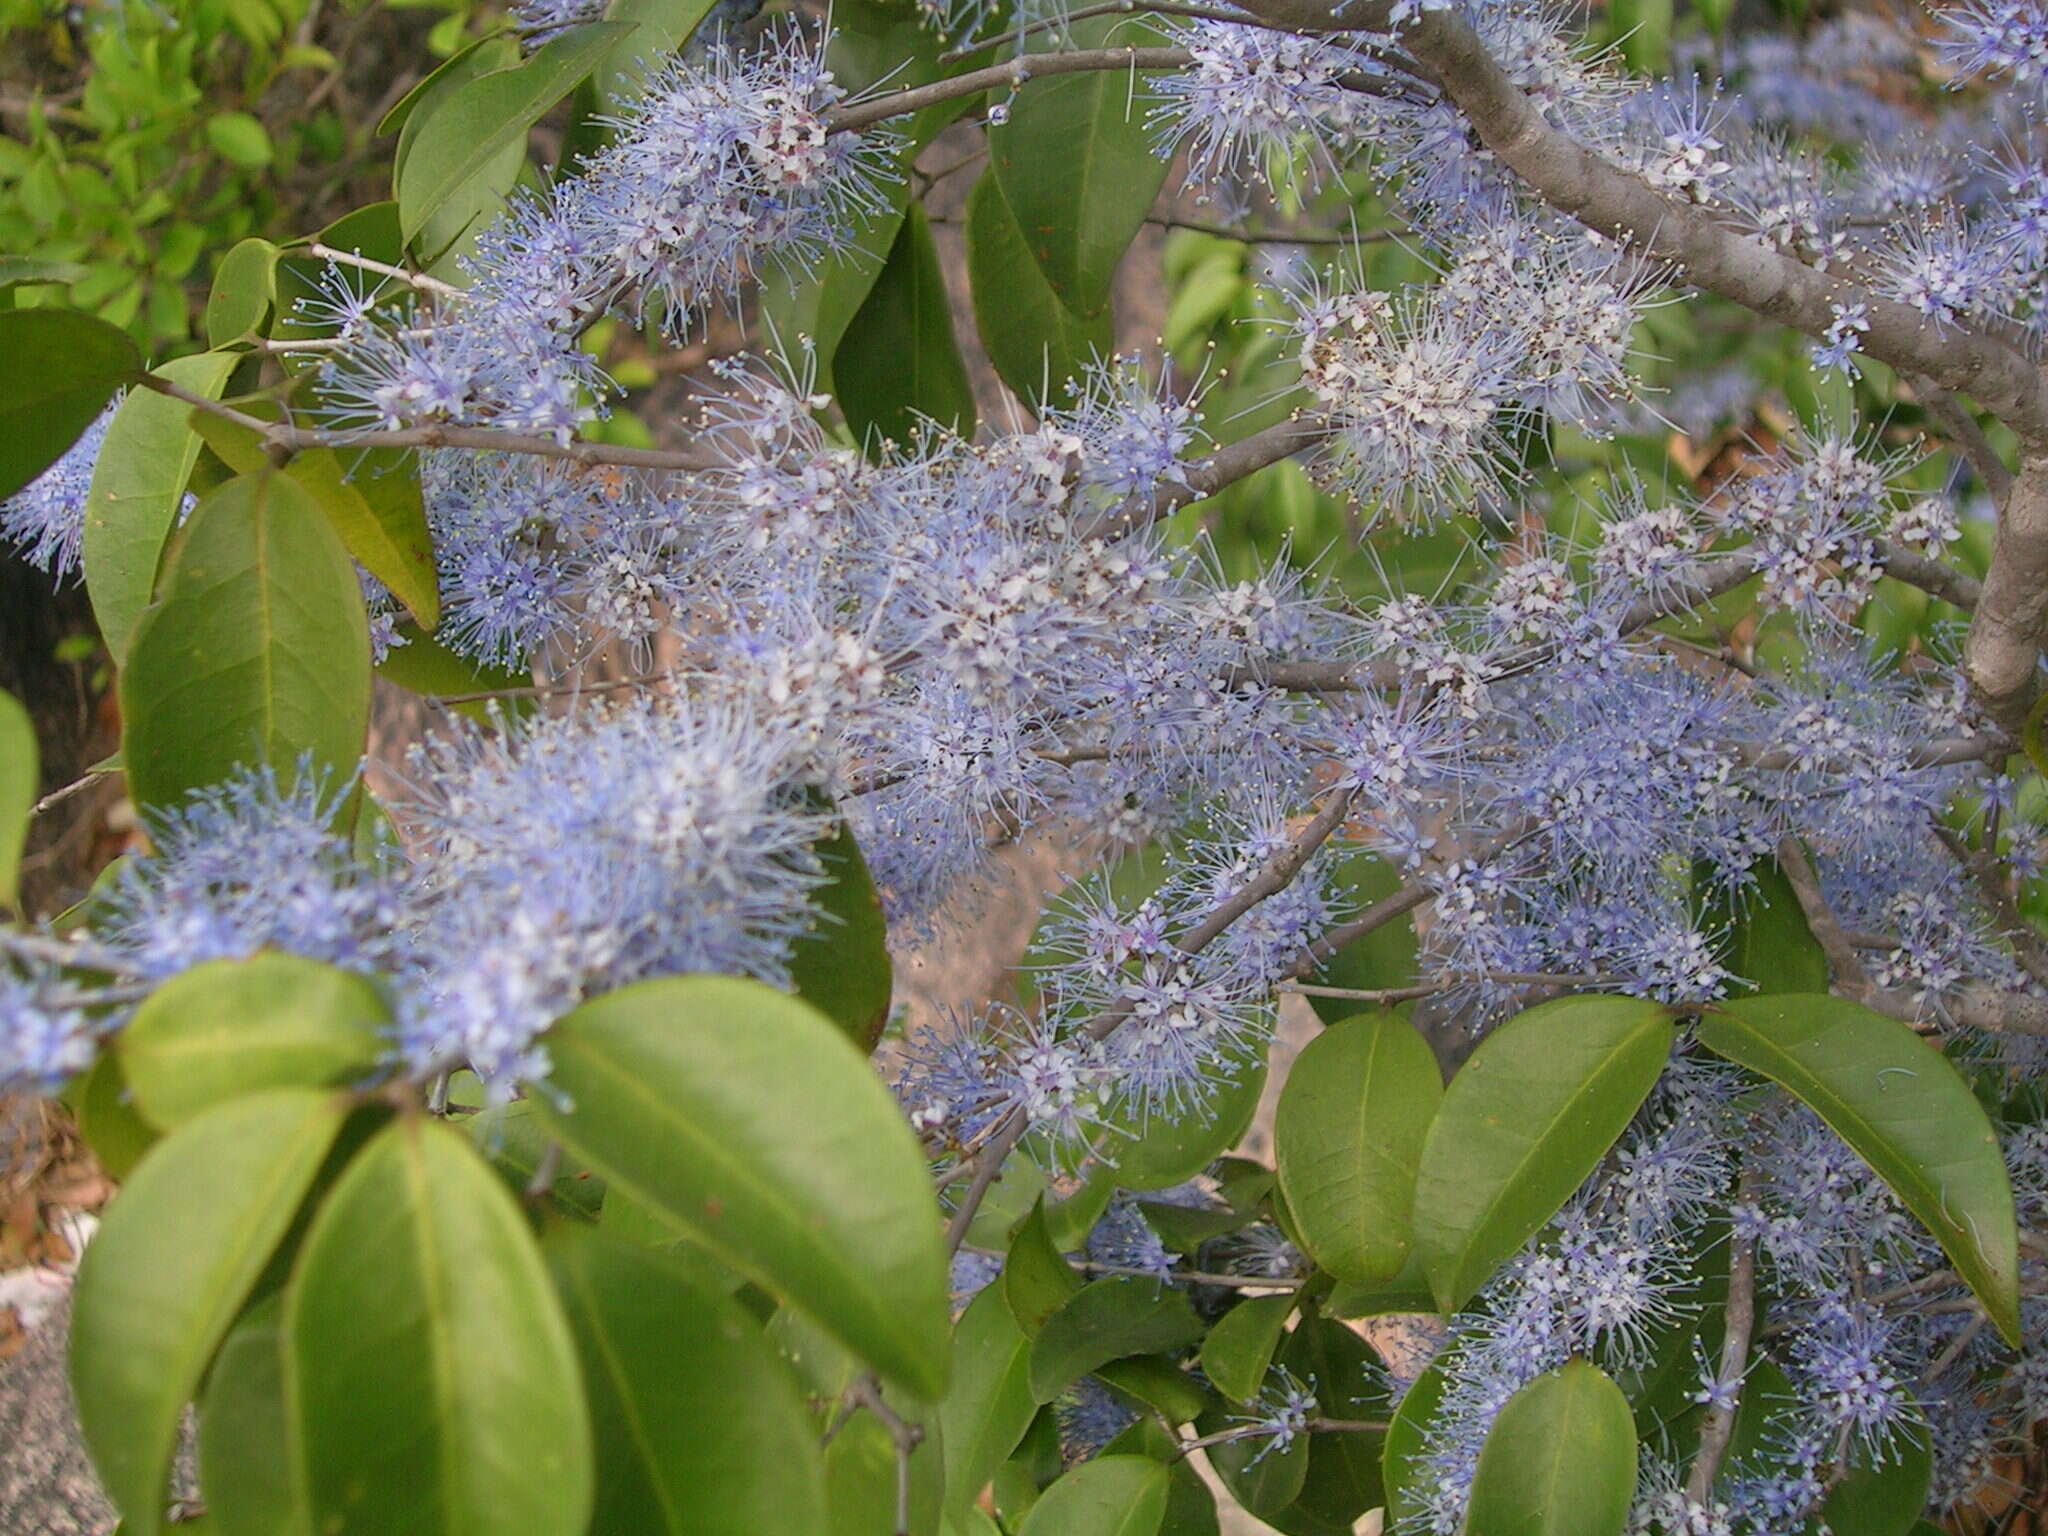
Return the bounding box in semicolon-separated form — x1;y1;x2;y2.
0;0;482;350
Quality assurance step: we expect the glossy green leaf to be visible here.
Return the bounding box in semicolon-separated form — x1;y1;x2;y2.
118;954;386;1130
531;975;953;1398
119;471;371;818
199;1295;307;1536
1820;1420;1932;1536
1463;1361;1637;1536
379;33;515;136
548;1226;828;1535
67;1052;158;1180
836;203;976;450
1276;1012;1441;1285
1083;1051;1266;1191
287;1117;592;1536
81;350;239;660
396;24;629;243
824;1399;947;1536
593;0;719;105
1381;1342;1452;1528
987;15;1172;317
1302;853;1419;1025
0;307;140;500
1275;1316;1388;1529
966;171;1110;409
1201;1391;1309;1517
470;1099;606;1217
1702;995;2021;1345
1413;995;1672;1313
375;622;532;720
73;1089;348;1536
756;178;910;395
192;407;439;630
1016;1455;1169;1536
204;238;279;347
0;689;33;911
273;204;409;365
1027;1276;1204;1402
1199;1294;1294;1404
1092;1355;1212;1426
1714;858;1829;996
787;813;893;1050
1322;1250;1436;1318
1005;1197;1084;1336
939;1283;1038;1522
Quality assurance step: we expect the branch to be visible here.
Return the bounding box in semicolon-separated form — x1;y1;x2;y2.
1879;541;1981;611
826;47;1196;133
1777;836;2048;1034
847;1376;925;1536
1963;457;2048;735
1907;372;2016;508
130;371;723;473
1930;823;2048;991
1385;9;2048;450
1686;1158;1759;1500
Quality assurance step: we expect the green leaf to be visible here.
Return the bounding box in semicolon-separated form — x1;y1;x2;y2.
199;1295;308;1536
469;1098;606;1217
939;1283;1038;1523
547;1226;828;1535
1200;1391;1309;1516
1322;1250;1436;1319
1464;1361;1636;1536
787;812;893;1050
531;975;953;1398
1016;1455;1169;1536
1381;1342;1451;1528
273;204;409;366
1701;995;2021;1345
1275;1012;1441;1285
593;0;719;106
1275;1316;1387;1529
1304;850;1420;1025
1198;1294;1293;1405
1820;1420;1932;1536
204;239;280;348
987;15;1173;317
836;204;976;450
287;1117;593;1536
1092;1355;1212;1426
1413;995;1672;1313
1004;1197;1084;1337
67;1052;159;1180
1711;858;1829;996
1081;1050;1266;1191
119;471;372;819
756;179;910;396
825;1399;947;1536
0;256;90;291
82;350;241;661
1027;1276;1204;1402
376;622;531;720
118;954;387;1130
396;23;631;244
378;32;512;136
73;1089;349;1536
966;171;1110;409
205;112;274;168
193;407;439;629
0;689;34;911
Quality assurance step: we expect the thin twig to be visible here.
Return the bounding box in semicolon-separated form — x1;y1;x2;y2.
1686;1158;1760;1500
305;242;466;299
848;1376;924;1536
